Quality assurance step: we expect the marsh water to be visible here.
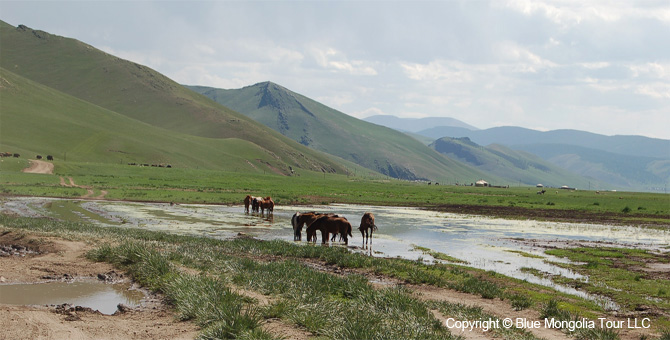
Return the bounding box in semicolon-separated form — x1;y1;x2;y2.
0;280;144;314
3;197;669;309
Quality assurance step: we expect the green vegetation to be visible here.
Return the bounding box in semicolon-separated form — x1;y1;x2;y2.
544;247;670;319
413;245;470;264
505;250;545;259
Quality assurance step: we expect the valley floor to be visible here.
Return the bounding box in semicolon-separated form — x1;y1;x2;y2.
1;228;665;340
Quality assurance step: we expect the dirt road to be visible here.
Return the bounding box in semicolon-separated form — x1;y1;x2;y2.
22;160;54;175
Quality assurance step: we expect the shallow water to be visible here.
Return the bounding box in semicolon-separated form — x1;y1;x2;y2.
0;280;144;315
2;197;669;310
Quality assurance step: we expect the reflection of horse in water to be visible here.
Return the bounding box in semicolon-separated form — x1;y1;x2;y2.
244;195;252;213
306;215;352;245
359;212;377;245
291;212;336;241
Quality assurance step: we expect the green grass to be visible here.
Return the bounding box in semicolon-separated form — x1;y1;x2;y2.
413;245;470;264
544;247;670;324
505;250;545;259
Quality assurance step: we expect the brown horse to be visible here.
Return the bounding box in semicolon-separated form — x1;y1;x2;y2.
291;212;337;241
359;212;377;245
306;215;352;245
244;195;252;213
260;196;274;215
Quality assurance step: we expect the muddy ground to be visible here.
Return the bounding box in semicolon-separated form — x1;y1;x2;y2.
0;230;664;340
0;231;199;340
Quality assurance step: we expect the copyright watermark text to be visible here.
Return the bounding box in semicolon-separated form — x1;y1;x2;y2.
445;317;651;332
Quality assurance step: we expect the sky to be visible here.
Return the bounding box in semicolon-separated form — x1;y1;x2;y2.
2;1;669;139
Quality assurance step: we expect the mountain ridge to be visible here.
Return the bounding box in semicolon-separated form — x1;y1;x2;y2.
187;82;495;182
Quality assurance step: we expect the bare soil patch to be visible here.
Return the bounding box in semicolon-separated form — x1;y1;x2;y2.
0;231;198;340
22;160;54;174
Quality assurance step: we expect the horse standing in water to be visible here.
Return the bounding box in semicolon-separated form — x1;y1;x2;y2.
359;212;377;245
244;195;252;213
306;215;352;245
291;212;336;241
260;197;274;215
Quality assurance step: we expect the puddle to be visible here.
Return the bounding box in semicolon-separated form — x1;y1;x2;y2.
0;280;144;315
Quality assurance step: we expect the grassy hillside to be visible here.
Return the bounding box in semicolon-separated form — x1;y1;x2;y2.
0;68;301;173
430;137;603;189
187;82;494;183
0;21;348;175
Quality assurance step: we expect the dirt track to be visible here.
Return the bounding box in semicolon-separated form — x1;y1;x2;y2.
22;160;54;174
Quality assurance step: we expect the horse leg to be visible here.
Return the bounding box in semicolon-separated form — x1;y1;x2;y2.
321;230;328;244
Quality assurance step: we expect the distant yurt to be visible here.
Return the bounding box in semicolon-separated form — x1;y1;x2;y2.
475;179;489;187
536;184;544;188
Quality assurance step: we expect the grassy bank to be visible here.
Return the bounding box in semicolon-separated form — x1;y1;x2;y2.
2;159;669;226
3;214;669;339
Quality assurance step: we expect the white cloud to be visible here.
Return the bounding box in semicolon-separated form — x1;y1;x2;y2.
309;47;377;75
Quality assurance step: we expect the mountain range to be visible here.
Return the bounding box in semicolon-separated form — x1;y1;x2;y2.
1;20;666;192
366;116;670;191
186;83;491;182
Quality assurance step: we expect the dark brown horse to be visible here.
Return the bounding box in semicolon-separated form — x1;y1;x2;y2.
260;196;274;215
251;196;263;213
359;212;377;245
244;195;252;213
306;215;352;245
291;212;336;241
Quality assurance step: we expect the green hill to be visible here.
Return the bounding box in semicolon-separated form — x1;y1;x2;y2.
0;21;347;175
430;137;606;189
187;82;493;182
1;67;310;173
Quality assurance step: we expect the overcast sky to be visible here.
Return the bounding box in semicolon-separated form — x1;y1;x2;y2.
3;1;669;139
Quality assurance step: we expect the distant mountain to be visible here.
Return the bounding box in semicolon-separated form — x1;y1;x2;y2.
516;144;670;190
188;83;494;182
417;126;669;159
0;21;347;174
430;137;602;188
364;115;478;132
417;125;670;192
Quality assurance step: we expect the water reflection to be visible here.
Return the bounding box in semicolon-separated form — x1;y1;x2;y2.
0;280;144;315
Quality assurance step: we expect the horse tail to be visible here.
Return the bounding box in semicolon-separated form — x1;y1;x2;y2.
348;222;353;237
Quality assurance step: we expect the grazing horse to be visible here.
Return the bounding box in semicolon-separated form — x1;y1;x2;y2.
292;212;335;241
358;212;377;245
244;195;252;213
306;215;352;245
260;196;274;215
